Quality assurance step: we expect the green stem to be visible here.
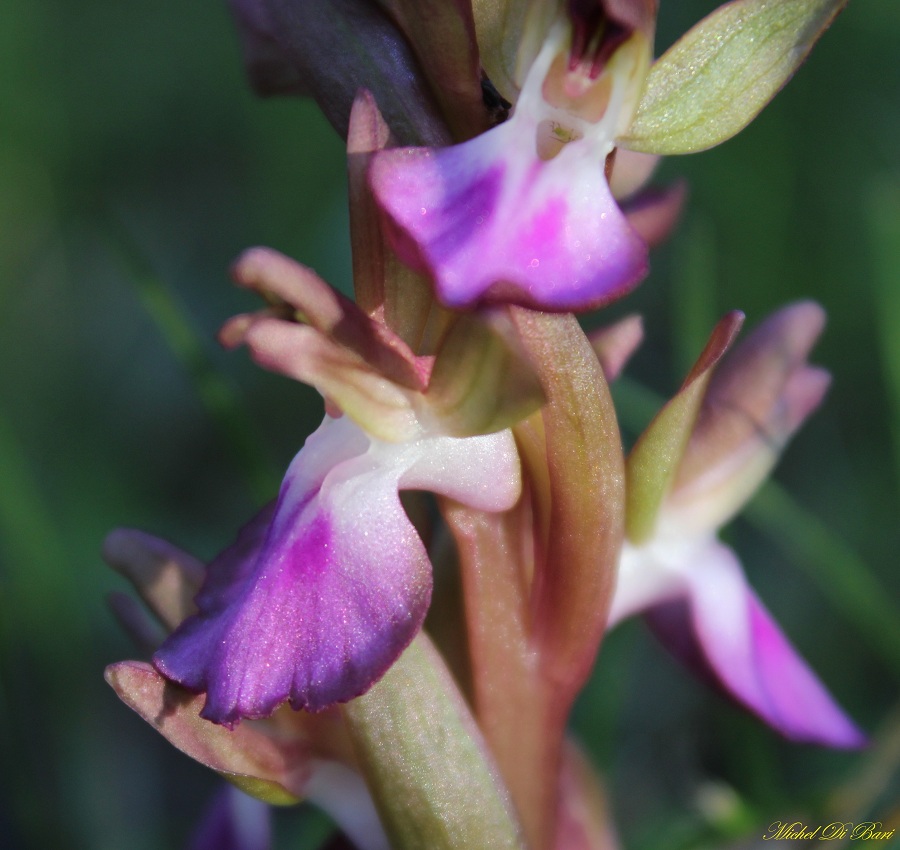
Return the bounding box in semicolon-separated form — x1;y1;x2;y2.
342;636;526;850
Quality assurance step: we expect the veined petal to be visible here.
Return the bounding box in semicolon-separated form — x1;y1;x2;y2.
644;540;866;748
154;416;521;725
371;22;649;312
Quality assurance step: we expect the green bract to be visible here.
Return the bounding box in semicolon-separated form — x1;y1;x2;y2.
626;312;743;544
622;0;848;155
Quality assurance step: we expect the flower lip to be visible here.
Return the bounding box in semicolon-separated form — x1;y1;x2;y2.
153;416;522;726
370;20;651;312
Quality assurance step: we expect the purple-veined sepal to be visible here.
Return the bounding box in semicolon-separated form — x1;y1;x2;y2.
154;415;521;726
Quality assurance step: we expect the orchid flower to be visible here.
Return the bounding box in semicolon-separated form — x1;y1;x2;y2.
610;303;865;748
103;526;391;850
149;248;541;727
370;1;655;311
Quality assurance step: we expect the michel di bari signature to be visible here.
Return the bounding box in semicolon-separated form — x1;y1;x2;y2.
764;821;896;841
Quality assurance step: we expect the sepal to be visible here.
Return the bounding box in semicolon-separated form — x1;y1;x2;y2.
227;0;449;145
372;0;488;140
587;314;643;382
105;661;392;849
622;0;849;155
225;246;545;441
670;301;830;533
106;661;307;805
423;310;545;437
103;529;205;632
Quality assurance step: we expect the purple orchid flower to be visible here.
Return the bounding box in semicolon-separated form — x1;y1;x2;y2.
154;414;520;726
609;303;866;748
370;4;654;311
152;249;527;727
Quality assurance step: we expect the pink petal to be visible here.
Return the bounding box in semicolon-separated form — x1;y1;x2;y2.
647;541;866;748
369;22;651;312
371;128;647;311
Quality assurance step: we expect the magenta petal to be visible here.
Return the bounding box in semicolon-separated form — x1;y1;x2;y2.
647;542;865;748
154;417;431;725
371;127;648;311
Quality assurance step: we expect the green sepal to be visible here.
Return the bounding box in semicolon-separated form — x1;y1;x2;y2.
626;312;743;543
622;0;848;155
341;635;526;850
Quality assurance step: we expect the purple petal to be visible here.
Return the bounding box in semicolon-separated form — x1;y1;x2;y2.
647;541;866;748
154;417;430;724
369;21;650;312
371;126;647;311
154;417;521;726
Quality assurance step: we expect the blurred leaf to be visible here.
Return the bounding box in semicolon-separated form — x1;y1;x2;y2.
623;0;848;154
104;227;280;502
867;177;900;490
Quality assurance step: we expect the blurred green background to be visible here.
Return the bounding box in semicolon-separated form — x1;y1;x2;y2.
0;1;898;848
